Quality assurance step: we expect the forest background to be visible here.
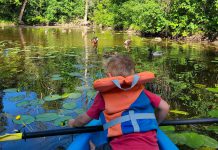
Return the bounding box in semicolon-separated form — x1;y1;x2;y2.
0;0;217;41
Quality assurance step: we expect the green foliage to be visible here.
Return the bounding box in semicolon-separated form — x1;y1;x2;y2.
0;0;84;25
118;0;166;33
0;0;217;39
92;0;116;26
168;0;218;39
0;0;21;22
24;0;84;25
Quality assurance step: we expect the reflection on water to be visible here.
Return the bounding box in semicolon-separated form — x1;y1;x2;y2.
0;26;217;149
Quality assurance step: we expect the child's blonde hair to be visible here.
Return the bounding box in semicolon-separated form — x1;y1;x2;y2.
106;55;135;77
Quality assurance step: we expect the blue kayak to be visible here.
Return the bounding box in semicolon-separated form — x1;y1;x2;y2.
67;119;178;150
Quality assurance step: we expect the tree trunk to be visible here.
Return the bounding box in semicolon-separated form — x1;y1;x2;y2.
83;0;89;25
18;0;28;25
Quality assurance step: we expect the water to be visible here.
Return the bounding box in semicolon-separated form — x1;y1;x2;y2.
0;26;217;150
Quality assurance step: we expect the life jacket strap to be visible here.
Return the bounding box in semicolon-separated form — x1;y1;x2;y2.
112;75;140;91
103;110;156;132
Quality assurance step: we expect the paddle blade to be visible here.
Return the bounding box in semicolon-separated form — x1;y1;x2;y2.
0;133;22;142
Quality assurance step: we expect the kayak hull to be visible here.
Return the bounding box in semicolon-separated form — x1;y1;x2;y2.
67;120;178;150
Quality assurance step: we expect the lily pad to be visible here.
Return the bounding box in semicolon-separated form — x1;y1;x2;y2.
48;56;56;58
64;54;77;57
44;95;62;101
51;74;61;78
16;101;30;107
79;78;87;82
194;84;206;89
87;90;96;98
61;93;70;99
73;64;84;69
208;110;218;117
206;126;218;134
76;86;92;91
168;132;218;149
45;53;53;56
170;110;189;115
35;113;59;122
183;133;205;149
54;116;72;126
13;115;35;125
68;93;82;99
3;88;18;93
167;133;186;145
159;126;175;132
68;72;81;77
201;135;218;148
206;87;218;93
74;109;84;114
211;60;218;63
29;99;44;106
8;95;25;102
63;103;76;110
58;109;74;115
87;64;96;69
51;77;63;81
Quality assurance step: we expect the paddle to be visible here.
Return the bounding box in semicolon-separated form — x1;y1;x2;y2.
0;118;217;142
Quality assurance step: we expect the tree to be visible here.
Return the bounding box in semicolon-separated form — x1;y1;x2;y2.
18;0;28;24
84;0;89;25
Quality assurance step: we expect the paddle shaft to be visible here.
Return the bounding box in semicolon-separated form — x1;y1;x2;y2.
23;118;218;139
160;118;218;126
23;126;103;139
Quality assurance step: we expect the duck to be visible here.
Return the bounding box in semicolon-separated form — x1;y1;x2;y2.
91;37;98;47
124;39;131;46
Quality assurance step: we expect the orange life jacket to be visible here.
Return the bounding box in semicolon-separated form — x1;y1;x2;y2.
94;71;155;92
93;72;158;137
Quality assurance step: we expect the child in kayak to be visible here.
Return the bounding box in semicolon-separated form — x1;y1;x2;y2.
68;55;170;150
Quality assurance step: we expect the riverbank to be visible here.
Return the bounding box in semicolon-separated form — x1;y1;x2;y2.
0;23;218;48
0;21;15;27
